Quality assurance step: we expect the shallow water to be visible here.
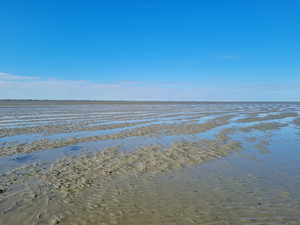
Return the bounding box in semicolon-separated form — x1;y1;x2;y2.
0;101;300;224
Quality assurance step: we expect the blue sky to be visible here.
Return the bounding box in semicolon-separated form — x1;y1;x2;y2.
0;0;299;101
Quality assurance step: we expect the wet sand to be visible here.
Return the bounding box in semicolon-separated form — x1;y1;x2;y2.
0;101;300;224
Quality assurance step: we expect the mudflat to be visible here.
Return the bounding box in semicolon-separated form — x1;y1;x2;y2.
0;101;300;224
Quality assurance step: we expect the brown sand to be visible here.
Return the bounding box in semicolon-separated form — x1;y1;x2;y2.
1;102;300;224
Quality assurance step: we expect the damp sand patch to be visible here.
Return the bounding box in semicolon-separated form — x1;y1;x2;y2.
237;112;298;123
0;114;237;157
292;117;300;126
0;131;243;224
0;120;155;138
1;133;300;225
239;122;289;133
1;102;300;224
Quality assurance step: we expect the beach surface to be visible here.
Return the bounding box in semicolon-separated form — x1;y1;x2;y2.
0;101;300;224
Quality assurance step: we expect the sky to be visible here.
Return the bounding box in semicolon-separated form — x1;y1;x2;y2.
0;0;300;101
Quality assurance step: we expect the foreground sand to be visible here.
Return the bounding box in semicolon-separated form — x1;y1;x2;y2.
0;101;300;224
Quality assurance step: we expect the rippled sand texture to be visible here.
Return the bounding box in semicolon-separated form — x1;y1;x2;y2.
0;101;300;224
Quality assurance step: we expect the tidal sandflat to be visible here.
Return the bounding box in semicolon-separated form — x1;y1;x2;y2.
0;101;300;224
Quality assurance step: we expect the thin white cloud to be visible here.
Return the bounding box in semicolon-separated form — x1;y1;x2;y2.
228;84;300;90
155;81;202;86
117;81;141;85
0;73;299;101
0;72;40;80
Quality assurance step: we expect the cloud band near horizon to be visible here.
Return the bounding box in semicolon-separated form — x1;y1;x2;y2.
0;72;299;101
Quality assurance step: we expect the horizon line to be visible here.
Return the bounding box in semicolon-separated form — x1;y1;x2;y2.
1;99;299;103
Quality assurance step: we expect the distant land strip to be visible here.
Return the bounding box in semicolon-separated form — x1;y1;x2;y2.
0;100;299;105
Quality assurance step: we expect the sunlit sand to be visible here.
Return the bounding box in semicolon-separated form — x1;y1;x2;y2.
0;101;300;224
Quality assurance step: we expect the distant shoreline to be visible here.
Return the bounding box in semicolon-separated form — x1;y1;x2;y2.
0;100;299;105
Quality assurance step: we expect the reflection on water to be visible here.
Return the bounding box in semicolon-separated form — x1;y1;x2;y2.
0;102;300;224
